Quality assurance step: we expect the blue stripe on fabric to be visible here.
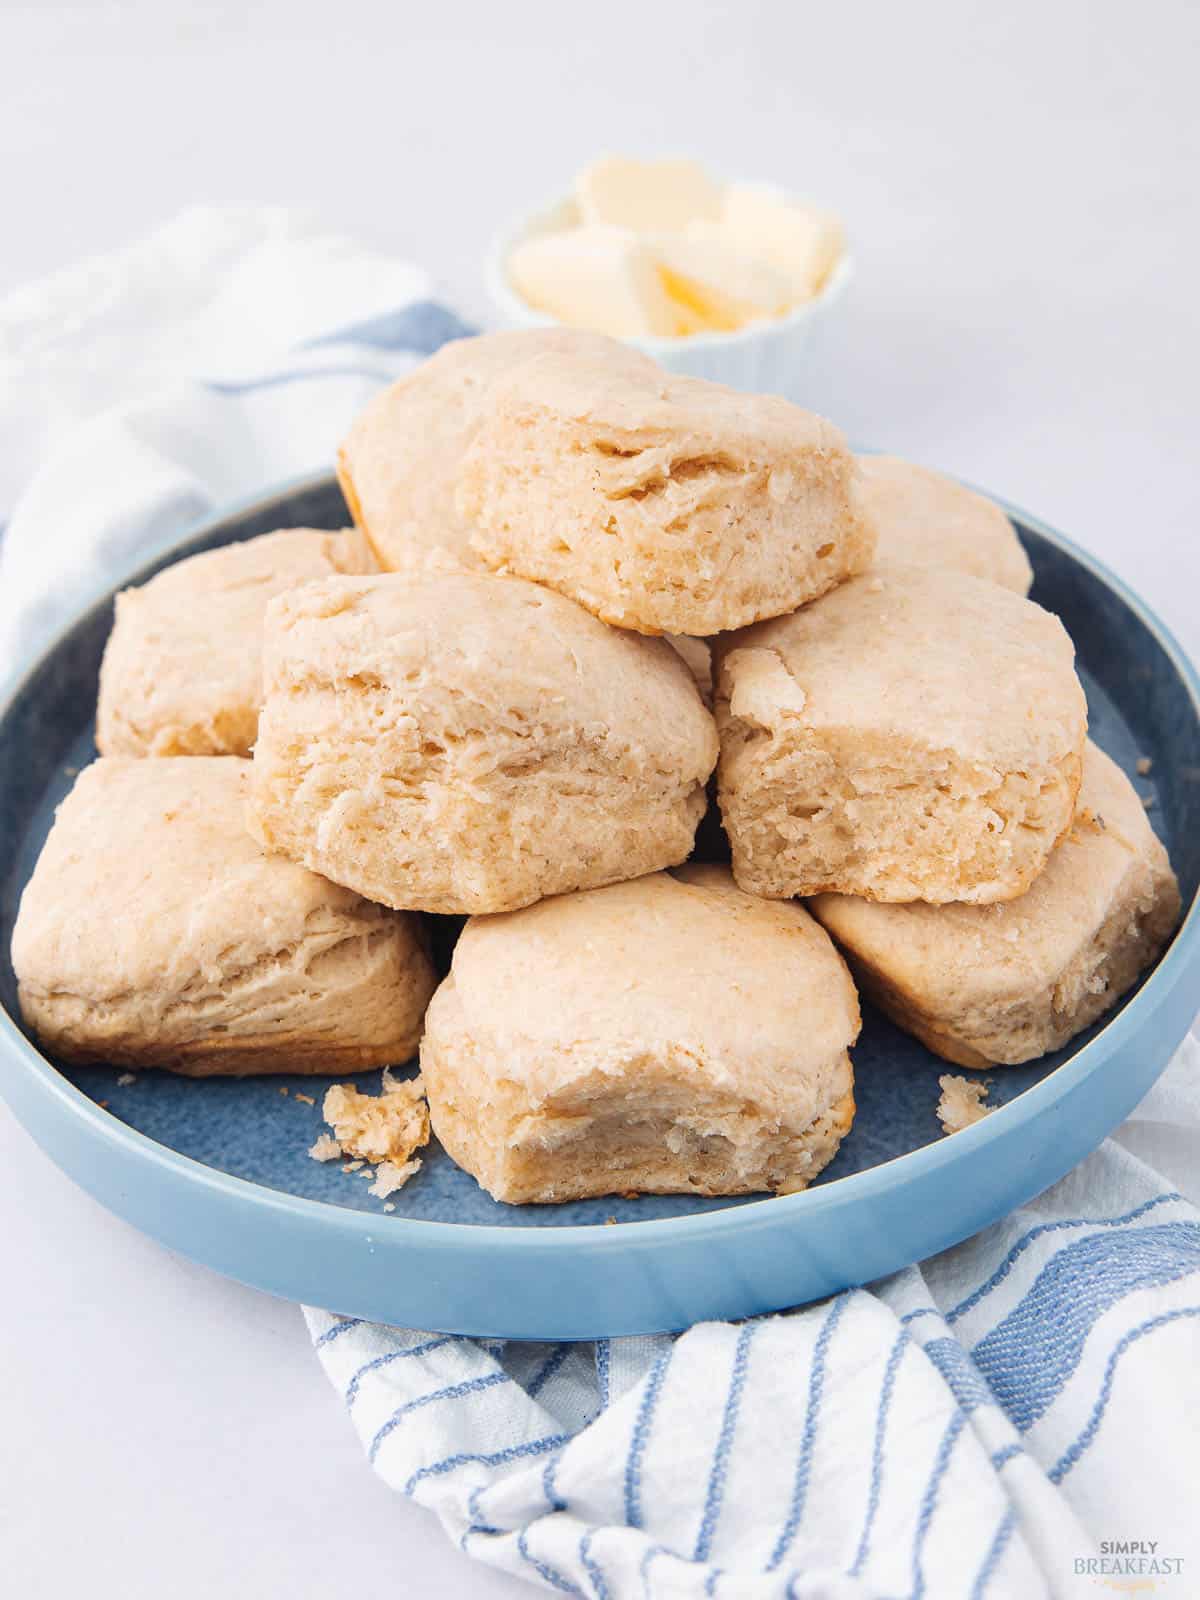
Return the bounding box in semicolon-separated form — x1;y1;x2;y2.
971;1222;1200;1432
313;1316;363;1348
463;1483;501;1540
704;1566;724;1595
345;1336;454;1407
693;1322;759;1563
946;1193;1182;1325
403;1431;570;1495
302;301;475;354
518;1525;580;1594
900;1307;941;1325
529;1343;573;1399
1048;1305;1200;1483
578;1530;611;1599
767;1293;850;1571
990;1443;1022;1471
368;1371;510;1464
639;1543;678;1599
623;1349;673;1529
909;1410;968;1600
850;1326;912;1576
595;1340;612;1410
543;1454;566;1512
203;364;394;395
921;1337;994;1414
970;1507;1017;1600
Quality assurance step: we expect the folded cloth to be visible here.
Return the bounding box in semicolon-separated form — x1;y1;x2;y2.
4;210;1199;1600
0;205;471;665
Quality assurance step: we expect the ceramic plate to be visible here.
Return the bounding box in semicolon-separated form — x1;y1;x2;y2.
2;472;1198;1337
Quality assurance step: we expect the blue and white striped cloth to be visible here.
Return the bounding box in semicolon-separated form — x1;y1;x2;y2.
5;208;1198;1599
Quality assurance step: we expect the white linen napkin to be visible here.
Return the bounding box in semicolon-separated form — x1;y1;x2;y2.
3;209;1198;1600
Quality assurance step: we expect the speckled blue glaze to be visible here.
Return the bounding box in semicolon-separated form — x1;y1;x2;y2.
2;472;1198;1336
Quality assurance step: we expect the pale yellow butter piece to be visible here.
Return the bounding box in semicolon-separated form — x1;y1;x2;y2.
650;223;794;332
721;183;845;300
507;224;681;338
576;156;722;233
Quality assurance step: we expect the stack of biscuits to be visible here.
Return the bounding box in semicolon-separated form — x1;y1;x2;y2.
12;330;1180;1205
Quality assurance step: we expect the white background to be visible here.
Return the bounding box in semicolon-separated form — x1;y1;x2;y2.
2;2;1198;1595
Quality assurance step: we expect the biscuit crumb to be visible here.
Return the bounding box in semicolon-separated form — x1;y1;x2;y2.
307;1134;342;1162
937;1074;991;1134
98;1100;109;1109
383;1202;396;1213
293;1091;315;1105
322;1076;430;1164
1137;756;1153;775
604;1216;618;1225
369;1158;421;1199
1071;806;1106;839
116;1072;137;1086
774;1175;811;1196
279;1086;290;1096
1141;792;1156;809
342;1159;365;1173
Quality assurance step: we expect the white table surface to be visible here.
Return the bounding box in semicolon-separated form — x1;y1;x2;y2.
3;2;1198;1595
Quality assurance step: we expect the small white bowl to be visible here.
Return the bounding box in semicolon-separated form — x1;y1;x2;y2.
484;191;853;402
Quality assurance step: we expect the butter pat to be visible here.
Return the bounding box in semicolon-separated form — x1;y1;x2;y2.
651;224;794;332
507;224;681;338
722;183;845;300
577;156;722;233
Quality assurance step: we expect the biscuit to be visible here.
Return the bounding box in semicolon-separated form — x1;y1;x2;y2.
337;328;654;574
11;758;435;1075
248;572;718;914
420;865;860;1203
666;634;713;702
457;342;874;635
811;744;1180;1067
97;528;368;758
858;455;1032;594
715;565;1087;903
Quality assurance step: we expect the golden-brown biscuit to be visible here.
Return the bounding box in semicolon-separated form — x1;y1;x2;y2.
858;454;1032;594
96;528;368;757
420;865;860;1203
810;743;1180;1067
714;565;1088;904
11;758;435;1075
457;341;874;635
336;328;654;574
248;572;718;914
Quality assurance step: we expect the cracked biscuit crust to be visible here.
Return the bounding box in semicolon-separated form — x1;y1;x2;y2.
857;455;1033;594
714;565;1088;904
457;343;874;636
337;328;655;575
420;865;860;1203
96;528;371;759
248;572;719;914
811;743;1181;1066
12;757;435;1074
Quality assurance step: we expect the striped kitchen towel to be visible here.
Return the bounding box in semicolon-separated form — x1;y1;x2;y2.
0;204;471;664
6;209;1197;1600
307;1035;1200;1599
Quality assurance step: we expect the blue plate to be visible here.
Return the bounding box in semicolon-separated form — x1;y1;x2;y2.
2;472;1199;1338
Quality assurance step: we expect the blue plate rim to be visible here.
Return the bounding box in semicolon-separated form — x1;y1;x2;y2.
2;469;1198;1251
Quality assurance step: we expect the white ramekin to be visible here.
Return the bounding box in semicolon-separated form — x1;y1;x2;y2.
484;191;853;402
